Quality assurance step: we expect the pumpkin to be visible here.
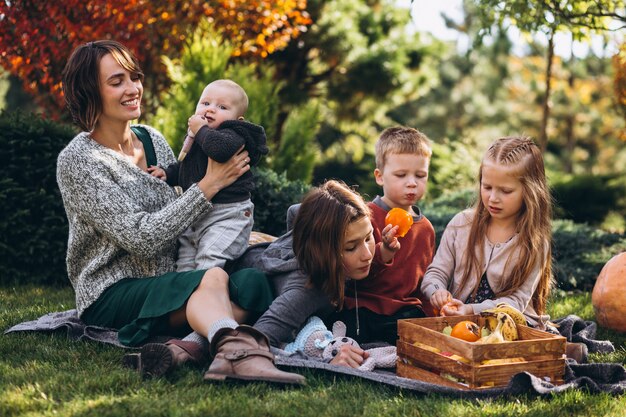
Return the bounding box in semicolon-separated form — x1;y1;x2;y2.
591;252;626;333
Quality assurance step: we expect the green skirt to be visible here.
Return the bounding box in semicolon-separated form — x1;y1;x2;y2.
81;268;273;346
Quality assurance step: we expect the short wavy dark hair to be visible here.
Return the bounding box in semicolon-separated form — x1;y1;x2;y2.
62;40;143;131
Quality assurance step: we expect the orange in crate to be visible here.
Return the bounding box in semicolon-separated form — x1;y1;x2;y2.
396;315;566;390
385;208;413;237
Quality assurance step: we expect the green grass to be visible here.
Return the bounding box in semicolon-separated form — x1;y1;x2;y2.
1;286;625;417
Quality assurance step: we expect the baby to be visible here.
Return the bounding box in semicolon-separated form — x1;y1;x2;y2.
149;79;268;271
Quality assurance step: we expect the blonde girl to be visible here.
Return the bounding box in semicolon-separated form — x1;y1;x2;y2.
421;136;553;328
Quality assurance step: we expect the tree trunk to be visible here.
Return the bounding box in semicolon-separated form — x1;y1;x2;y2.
564;36;576;174
539;32;555;152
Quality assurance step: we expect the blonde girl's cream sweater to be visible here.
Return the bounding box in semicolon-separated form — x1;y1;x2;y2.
56;125;211;315
420;210;550;328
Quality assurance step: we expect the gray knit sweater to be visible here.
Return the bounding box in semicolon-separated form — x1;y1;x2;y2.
56;125;212;315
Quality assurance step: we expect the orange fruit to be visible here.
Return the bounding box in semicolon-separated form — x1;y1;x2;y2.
439;302;458;316
385;208;413;237
450;320;481;342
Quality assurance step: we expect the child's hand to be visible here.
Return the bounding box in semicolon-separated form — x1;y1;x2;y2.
381;223;400;252
431;290;453;310
441;299;473;316
379;223;400;264
188;114;209;136
329;344;369;368
147;166;167;181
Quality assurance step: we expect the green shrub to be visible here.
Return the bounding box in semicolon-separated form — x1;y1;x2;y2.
272;101;321;182
251;168;311;236
0;111;75;285
552;173;626;225
551;220;626;290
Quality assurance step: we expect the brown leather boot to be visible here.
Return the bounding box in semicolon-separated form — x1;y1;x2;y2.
124;339;208;378
204;325;306;385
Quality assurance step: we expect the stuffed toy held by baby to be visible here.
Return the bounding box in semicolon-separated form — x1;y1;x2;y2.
284;316;397;371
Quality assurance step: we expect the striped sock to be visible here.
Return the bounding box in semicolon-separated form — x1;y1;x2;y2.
208;318;238;342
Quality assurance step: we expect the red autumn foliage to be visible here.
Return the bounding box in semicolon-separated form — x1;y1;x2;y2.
0;0;311;120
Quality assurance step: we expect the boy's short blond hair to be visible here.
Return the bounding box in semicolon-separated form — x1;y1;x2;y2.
375;126;432;170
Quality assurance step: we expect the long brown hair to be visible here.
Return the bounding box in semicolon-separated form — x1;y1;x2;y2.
62;40;144;131
292;180;370;307
458;136;553;315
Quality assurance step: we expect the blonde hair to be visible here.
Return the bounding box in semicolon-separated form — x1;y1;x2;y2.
375;126;432;170
62;40;144;131
205;79;249;116
292;180;371;307
458;136;553;315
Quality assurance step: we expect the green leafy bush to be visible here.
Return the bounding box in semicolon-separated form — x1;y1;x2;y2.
552;173;626;226
272;101;321;182
551;220;626;290
251;168;310;236
0;111;75;285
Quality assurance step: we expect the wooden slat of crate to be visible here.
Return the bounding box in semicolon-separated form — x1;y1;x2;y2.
397;358;564;390
473;358;565;387
397;360;473;390
398;315;480;360
397;340;475;380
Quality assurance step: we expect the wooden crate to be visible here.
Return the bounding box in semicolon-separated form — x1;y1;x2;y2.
397;315;566;389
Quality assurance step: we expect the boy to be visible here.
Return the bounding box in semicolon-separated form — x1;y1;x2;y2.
333;126;436;345
149;79;268;270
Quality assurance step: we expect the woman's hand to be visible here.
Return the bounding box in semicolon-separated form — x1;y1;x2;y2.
197;146;250;200
329;344;369;368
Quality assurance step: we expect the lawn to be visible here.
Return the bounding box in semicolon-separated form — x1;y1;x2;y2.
1;286;625;417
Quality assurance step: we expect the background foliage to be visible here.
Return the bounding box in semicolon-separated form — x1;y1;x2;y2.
0;0;310;118
0;111;74;285
1;111;623;291
0;1;625;290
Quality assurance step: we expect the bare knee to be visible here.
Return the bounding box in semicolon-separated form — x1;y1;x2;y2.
197;267;229;291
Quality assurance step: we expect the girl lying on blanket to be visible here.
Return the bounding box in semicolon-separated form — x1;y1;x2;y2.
228;179;407;368
247;180;380;368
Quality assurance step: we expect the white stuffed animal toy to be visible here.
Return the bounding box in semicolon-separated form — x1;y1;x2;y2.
284;316;397;371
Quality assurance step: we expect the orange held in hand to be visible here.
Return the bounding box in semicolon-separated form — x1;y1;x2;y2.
450;320;481;342
385;208;413;237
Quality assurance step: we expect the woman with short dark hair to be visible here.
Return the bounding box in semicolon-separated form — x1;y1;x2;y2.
57;40;303;385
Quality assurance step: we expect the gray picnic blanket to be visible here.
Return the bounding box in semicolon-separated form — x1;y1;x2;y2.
5;311;625;397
